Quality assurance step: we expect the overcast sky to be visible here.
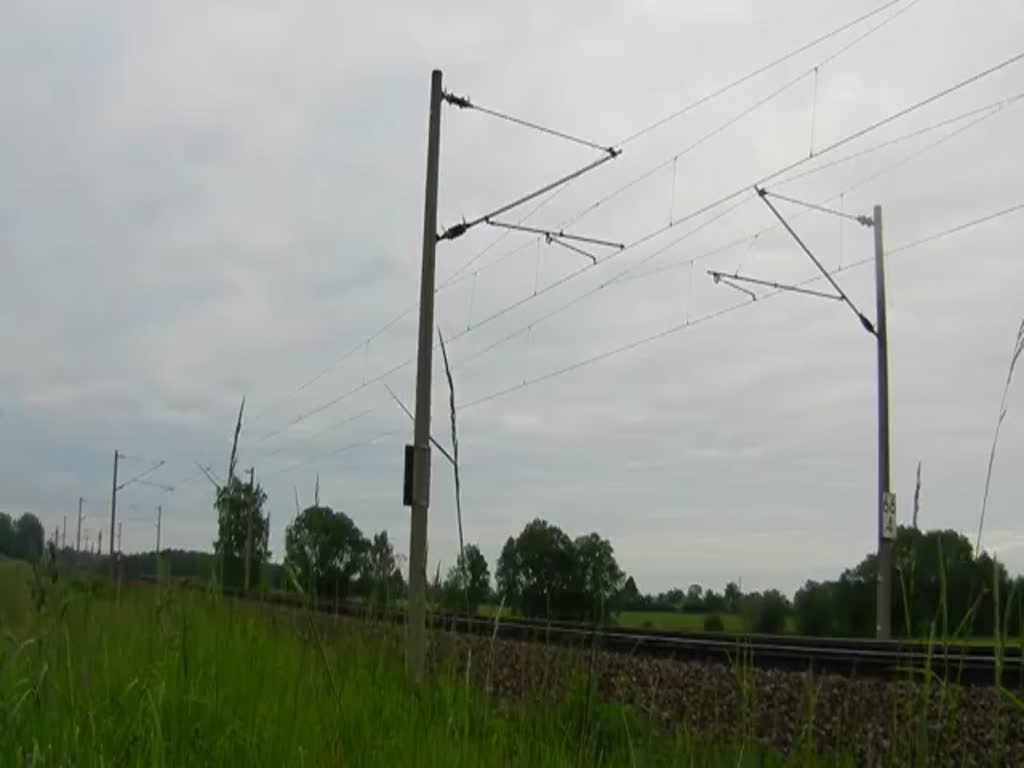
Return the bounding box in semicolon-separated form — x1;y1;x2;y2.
2;0;1022;596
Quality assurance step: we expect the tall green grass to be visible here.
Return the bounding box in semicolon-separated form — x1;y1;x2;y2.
0;559;31;633
1;570;833;767
4;562;1019;767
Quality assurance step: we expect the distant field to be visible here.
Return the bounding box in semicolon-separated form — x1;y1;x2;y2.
477;605;753;633
617;610;749;632
477;603;512;619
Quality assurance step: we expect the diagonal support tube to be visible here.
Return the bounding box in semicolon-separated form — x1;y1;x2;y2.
486;219;625;250
439;152;620;242
708;270;841;301
755;186;876;335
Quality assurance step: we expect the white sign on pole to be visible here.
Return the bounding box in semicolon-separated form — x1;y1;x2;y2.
882;492;897;540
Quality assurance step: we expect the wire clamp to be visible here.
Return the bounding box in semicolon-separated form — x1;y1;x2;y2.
438;219;469;242
443;91;472;109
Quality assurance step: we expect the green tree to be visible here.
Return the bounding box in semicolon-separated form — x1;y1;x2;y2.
364;531;398;604
441;544;491;614
284;505;367;600
574;532;625;621
14;513;45;562
496;519;579;619
496;520;627;621
724;581;742;612
388;567;407;600
0;513;14;557
461;544;490;610
703;589;727;613
703;614;725;632
618;575;641;610
893;527;1012;637
745;589;790;634
1011;577;1024;637
794;580;837;636
496;536;522;605
661;588;685;612
789;527;1018;639
684;583;705;612
833;557;877;637
971;551;1011;637
213;476;268;590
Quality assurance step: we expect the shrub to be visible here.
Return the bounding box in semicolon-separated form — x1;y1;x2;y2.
749;590;790;634
703;614;725;632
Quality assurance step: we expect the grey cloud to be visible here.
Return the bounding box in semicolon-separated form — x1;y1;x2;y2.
2;0;1023;592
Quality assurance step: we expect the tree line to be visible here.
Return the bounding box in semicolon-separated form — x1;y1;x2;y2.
12;473;1023;639
211;483;800;633
794;526;1022;638
142;473;411;605
0;512;45;562
276;502;1023;637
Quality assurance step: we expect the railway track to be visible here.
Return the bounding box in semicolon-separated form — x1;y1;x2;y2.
142;578;1023;687
420;608;1022;688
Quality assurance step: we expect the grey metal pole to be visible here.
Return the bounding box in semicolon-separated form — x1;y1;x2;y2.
408;68;443;682
873;204;894;640
76;497;83;551
109;449;119;561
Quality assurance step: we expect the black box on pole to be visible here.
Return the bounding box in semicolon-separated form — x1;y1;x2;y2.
403;445;414;507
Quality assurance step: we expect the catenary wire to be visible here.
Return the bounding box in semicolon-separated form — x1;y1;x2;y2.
566;67;818;229
439;153;619;242
453;195;753;371
443;92;614;154
241;2;918;427
614;97;1016;285
775;93;1022;185
458;202;1023;412
443;52;891;344
248;51;1023;447
889;203;1024;254
456;103;1022;376
248;183;585;430
262;406;379;457
759;190;875;226
754;188;877;333
613;48;1024;265
436;18;987;299
261;428;404;480
573;98;1012;289
615;0;909;146
249;56;1024;445
437;1;916;290
453;0;921;277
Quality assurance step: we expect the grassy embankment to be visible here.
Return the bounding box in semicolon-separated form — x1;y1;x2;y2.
0;560;848;767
